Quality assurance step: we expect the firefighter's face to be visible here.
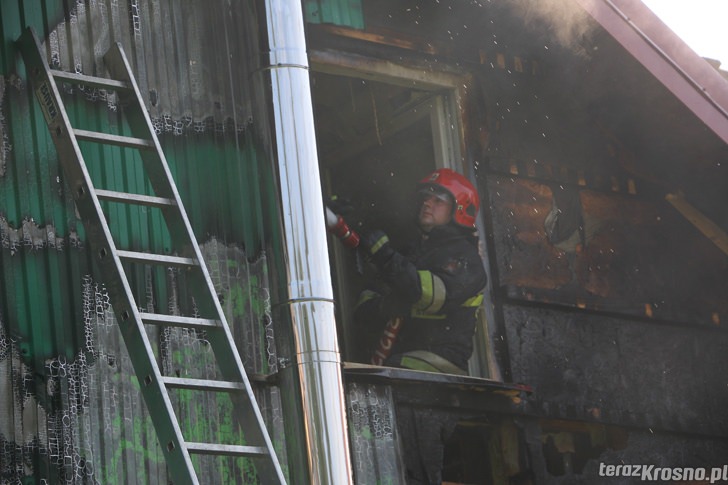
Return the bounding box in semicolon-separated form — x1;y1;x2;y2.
417;191;453;232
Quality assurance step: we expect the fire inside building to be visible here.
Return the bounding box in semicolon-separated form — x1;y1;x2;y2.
1;1;727;484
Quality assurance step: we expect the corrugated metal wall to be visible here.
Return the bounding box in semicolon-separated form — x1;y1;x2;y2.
0;1;290;483
304;0;365;29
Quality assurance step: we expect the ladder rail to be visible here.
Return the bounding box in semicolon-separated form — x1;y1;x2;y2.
18;27;287;485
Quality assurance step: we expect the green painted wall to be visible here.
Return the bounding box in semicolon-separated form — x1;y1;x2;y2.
0;1;302;483
305;0;365;29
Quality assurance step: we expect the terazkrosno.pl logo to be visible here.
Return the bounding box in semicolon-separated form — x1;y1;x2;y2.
599;463;728;483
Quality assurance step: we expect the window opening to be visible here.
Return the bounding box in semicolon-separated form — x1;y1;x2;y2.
310;64;491;377
313;71;442;362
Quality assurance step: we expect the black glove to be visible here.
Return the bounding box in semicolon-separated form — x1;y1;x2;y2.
325;195;355;216
360;229;395;267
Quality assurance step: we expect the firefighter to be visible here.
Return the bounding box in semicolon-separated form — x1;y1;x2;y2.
352;168;487;375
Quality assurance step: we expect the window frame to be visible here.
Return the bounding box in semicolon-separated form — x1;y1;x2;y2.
309;49;498;378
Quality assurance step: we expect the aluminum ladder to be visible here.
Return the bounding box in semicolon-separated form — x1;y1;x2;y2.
17;27;286;485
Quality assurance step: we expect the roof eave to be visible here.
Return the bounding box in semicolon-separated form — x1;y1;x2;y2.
575;0;728;145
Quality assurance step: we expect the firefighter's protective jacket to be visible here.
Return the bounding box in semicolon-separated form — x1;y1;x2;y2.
356;223;487;372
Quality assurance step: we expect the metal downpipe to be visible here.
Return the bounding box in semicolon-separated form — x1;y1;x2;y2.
263;0;353;483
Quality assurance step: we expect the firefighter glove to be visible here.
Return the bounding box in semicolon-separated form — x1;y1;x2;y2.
325;195;355;216
361;229;395;267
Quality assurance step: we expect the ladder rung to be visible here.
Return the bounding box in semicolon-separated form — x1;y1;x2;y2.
74;128;154;149
49;69;131;91
140;312;220;329
117;250;197;267
162;376;246;392
186;442;269;458
96;189;176;208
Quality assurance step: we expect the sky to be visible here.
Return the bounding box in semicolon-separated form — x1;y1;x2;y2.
641;0;728;66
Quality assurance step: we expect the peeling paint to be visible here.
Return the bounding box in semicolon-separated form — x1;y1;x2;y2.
0;242;288;483
39;0;259;136
0;75;8;177
347;382;403;483
0;315;50;483
201;238;278;375
0;216;81;253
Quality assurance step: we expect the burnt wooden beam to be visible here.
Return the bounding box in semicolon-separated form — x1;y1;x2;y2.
485;157;641;196
665;192;728;256
308;24;444;55
501;285;727;333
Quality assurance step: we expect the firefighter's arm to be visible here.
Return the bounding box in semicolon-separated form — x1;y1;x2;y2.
353;288;409;326
361;230;484;314
412;262;486;315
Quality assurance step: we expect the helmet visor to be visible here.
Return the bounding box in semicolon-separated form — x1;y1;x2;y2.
417;184;453;203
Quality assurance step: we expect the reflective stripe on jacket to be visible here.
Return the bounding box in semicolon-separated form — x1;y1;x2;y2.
357;223;487;372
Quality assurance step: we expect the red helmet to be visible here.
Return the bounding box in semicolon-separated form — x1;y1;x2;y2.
417;168;480;228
